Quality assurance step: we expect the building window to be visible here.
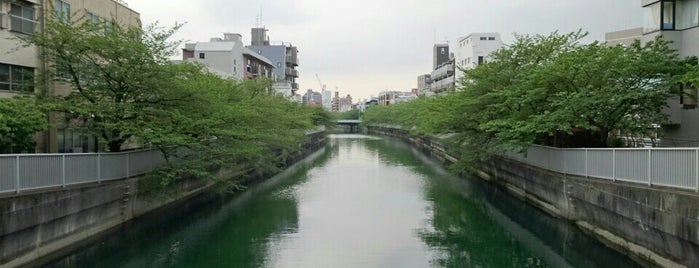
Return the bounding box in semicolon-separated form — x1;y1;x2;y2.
488;37;495;40
55;60;72;80
480;37;487;40
644;2;662;33
9;2;36;34
440;48;445;54
86;12;100;25
54;0;71;23
104;20;113;33
663;0;675;29
0;63;34;92
478;56;484;65
677;0;699;29
199;53;205;59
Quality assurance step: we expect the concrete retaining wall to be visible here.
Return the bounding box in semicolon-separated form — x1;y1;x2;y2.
0;131;326;267
367;125;698;268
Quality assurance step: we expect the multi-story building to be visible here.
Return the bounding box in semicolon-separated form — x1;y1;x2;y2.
430;58;455;94
378;90;415;106
453;33;504;81
322;89;332;110
429;43;455;94
330;91;353;112
417;74;432;96
247;27;299;97
604;28;643;46
0;0;140;153
639;0;699;146
302;89;323;107
182;33;274;81
339;94;353;112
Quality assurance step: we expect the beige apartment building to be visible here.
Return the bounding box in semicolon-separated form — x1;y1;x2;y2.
0;0;140;152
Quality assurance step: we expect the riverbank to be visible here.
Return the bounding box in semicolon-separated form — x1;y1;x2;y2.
367;125;698;268
0;131;326;268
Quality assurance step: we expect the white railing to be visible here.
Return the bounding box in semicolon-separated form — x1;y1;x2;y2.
505;145;699;192
0;150;165;194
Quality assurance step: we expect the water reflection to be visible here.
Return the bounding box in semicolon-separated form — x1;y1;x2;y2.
45;135;636;268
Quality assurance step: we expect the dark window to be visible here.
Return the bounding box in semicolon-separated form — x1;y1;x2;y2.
10;2;36;34
104;20;113;33
0;63;34;92
480;37;487;40
54;0;71;23
87;12;100;25
488;37;495;40
663;0;675;30
199;53;205;59
478;56;484;65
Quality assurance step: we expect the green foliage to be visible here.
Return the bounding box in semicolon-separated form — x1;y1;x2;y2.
336;109;361;120
309;106;334;126
364;31;686;170
20;17;321;191
22;19;183;152
0;97;48;153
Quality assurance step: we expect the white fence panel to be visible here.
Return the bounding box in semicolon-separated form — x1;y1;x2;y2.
0;156;16;192
65;154;98;185
19;155;62;190
549;149;565;173
100;153;127;181
584;150;613;180
564;149;586;176
651;150;696;189
614;150;649;184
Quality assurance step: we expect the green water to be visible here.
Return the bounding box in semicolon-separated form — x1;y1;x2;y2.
46;135;638;267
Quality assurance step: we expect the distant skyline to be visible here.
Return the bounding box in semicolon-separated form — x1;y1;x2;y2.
127;0;643;101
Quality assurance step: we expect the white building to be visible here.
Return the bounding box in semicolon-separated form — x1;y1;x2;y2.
322;90;332;110
453;33;504;81
182;33;274;81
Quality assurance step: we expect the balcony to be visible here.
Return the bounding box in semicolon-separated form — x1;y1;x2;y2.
285;68;299;78
430;76;455;93
291;82;299;89
286;47;298;66
430;62;454;80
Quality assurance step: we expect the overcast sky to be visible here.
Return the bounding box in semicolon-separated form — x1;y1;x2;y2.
126;0;643;101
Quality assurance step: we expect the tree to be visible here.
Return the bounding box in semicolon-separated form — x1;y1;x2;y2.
0;97;48;153
22;18;322;191
22;19;184;152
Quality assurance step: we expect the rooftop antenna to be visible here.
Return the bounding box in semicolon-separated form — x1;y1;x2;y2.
255;8;263;27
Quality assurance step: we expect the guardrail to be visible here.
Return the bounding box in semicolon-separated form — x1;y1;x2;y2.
505;145;699;192
0;150;165;194
0;128;327;194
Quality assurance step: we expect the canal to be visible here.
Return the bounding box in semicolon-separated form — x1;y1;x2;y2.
46;134;637;267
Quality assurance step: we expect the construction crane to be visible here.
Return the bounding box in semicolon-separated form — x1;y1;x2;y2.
315;73;326;91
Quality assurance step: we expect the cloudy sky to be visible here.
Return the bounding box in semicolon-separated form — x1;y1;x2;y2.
126;0;643;101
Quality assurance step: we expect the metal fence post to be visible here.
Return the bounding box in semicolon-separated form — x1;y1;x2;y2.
563;148;567;174
15;155;20;193
585;149;588;178
97;153;101;183
648;149;652;187
612;149;616;182
62;155;66;188
126;152;130;178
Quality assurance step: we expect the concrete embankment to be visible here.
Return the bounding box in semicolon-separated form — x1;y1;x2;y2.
367;125;698;268
0;131;325;268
